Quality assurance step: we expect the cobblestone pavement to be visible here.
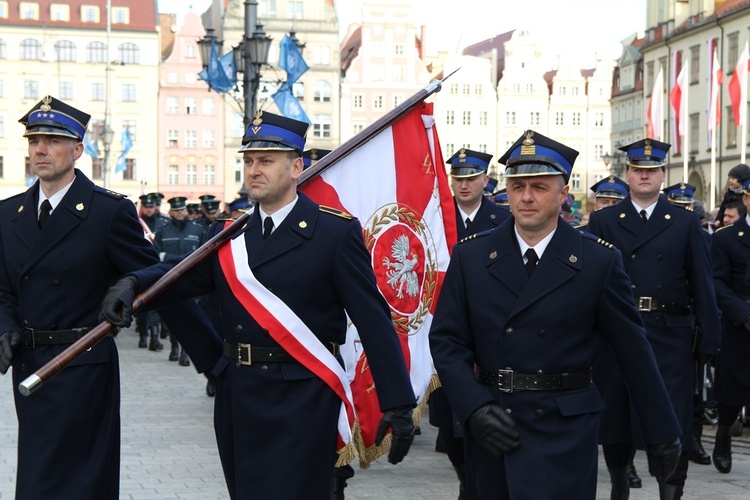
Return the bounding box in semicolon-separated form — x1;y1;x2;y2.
1;327;749;499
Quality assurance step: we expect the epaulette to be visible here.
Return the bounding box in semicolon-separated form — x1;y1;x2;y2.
319;205;354;220
581;231;614;249
1;192;23;204
459;229;493;243
714;223;733;233
216;216;235;222
94;186;126;199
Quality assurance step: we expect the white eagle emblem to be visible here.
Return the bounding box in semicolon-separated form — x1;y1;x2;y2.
382;235;419;299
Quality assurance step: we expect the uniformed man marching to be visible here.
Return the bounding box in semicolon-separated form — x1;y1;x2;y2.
429;130;682;500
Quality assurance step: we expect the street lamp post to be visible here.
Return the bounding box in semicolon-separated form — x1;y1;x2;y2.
101;126;115;185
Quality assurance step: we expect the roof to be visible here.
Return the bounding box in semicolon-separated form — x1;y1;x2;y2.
0;0;158;32
462;30;515;83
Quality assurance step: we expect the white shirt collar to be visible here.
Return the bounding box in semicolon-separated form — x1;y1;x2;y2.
456;204;481;228
514;225;557;262
259;195;299;235
631;199;658;219
37;176;75;214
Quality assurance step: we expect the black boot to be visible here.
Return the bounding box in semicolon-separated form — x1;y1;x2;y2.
453;465;467;500
689;424;711;465
205;372;216;398
138;332;148;348
148;326;163;351
607;467;630;500
713;424;732;473
658;482;683;500
178;348;190;366
137;320;148;348
626;460;641;488
332;465;354;500
169;341;179;362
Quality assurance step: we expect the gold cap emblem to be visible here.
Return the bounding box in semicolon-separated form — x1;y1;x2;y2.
251;109;263;134
521;130;536;156
458;148;467;163
40;95;52;112
644;139;652;156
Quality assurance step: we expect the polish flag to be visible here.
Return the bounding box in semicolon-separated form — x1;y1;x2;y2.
728;42;749;127
647;66;664;139
670;62;688;137
300;102;456;466
708;49;724;132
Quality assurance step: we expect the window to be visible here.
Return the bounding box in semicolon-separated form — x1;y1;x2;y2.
555;112;564;126
505;111;515;125
393;95;404;108
186;44;196;58
24;80;39;99
168;165;179;184
445;144;455;157
202;98;214;115
91;158;102;179
186;165;197;185
446;111;455;125
450;83;458;95
121;83;136;102
122;158;135;180
185;97;197;114
122;120;136;141
353;94;363;109
112;6;129;24
525;83;533;93
572;86;579;96
20;39;42;60
117;43;139;64
234;157;242;183
393;67;405;81
0;39;6;59
0;2;7;18
728;32;739;73
572;112;581;126
167;71;178;83
373;95;384;109
370;65;384;81
167;97;179;114
312;46;330;65
204;165;215;185
86;41;106;63
232;113;244;137
50;3;69;21
480;111;488;127
0;117;3;137
0;80;3;97
477;144;487;153
690;46;700;84
313;114;331;139
474;84;482;96
0;155;4;178
530;111;540;126
463;111;471;126
595;112;604;127
288;1;303;19
645;61;654;97
168;130;178;148
82;5;99;23
689;113;699;153
54;40;76;62
292;81;304;99
353;124;364;135
185;130;197;148
463;84;471;96
513;84;521;94
203;130;215;148
260;0;277;18
594;144;603;159
394;44;405;56
20;2;38;19
559;86;566;96
59;81;73;99
571;173;581;190
313;80;331;102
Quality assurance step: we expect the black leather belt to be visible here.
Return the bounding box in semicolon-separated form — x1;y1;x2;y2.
476;367;591;393
223;341;338;366
637;297;691;316
23;327;92;348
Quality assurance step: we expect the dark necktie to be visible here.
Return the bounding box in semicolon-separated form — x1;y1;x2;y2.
262;217;274;240
524;248;538;276
640;209;648;224
465;217;472;229
38;199;52;229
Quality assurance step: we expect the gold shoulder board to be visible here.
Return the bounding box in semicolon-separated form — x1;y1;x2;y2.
319;205;353;219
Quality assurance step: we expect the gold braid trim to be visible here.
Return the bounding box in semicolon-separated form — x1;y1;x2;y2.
334;418;360;467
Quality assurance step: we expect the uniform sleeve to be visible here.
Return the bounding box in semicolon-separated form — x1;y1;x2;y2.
712;233;750;325
332;219;416;411
685;216;721;354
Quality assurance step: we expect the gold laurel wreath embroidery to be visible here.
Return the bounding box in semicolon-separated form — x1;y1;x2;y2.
363;205;438;336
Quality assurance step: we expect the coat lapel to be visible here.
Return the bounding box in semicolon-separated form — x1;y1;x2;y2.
615;195;644;239
632;196;672;251
486;221;527;297
248;193;317;269
10;185;40;254
736;218;750;248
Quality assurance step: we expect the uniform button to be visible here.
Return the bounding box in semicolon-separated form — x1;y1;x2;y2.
535;409;544;416
505;327;513;335
234;325;243;332
23;320;29;325
490;214;496;220
630;254;636;259
505;408;512;415
536;370;544;377
23;276;29;282
538;330;546;337
51;280;60;286
657;285;663;291
630;284;636;289
260;365;268;372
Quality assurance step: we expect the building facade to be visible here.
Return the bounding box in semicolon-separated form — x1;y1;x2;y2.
0;0;161;201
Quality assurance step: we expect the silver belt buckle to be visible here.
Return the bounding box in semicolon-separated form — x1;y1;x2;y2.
237;342;252;366
497;368;514;393
638;297;652;312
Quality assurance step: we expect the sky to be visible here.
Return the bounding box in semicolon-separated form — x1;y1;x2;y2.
159;0;647;68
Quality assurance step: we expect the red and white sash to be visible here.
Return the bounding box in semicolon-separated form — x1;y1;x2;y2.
217;226;357;461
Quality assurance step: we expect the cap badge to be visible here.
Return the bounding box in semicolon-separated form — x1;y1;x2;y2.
310;150;319;160
608;176;615;184
521;130;536;156
458;148;467;163
40;95;52;112
680;183;686;192
76;203;84;211
251;109;263;134
489;251;497;259
299;221;307;228
569;255;578;263
644;139;652;156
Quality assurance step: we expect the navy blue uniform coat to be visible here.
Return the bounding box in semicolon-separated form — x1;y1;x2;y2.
0;171;221;499
588;195;720;448
131;192;416;499
712;218;750;405
430;197;511;430
429;217;680;500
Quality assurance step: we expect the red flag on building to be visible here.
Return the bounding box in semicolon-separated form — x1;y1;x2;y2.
708;48;724;132
647;66;664;139
728;42;749;127
670;61;688;138
300;100;456;466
